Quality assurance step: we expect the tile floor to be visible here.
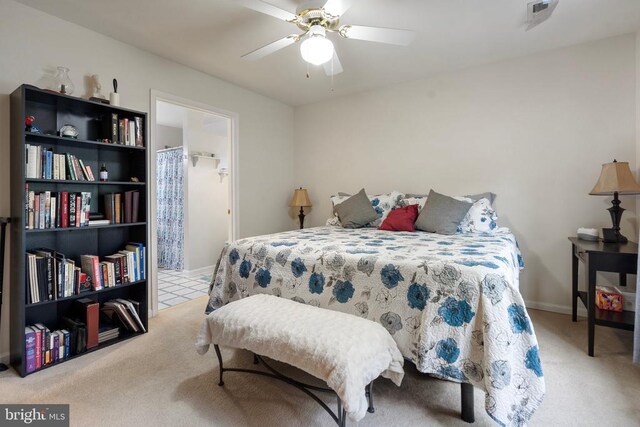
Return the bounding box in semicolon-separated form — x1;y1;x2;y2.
158;268;211;310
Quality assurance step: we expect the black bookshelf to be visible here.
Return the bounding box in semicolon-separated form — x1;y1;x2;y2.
9;84;149;377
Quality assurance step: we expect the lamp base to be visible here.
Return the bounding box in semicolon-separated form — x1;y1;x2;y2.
602;228;628;244
298;207;305;230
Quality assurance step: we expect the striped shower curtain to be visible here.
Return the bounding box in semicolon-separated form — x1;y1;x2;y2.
157;148;184;270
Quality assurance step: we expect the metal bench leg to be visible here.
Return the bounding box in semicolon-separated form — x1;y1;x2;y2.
336;397;346;427
365;381;375;413
461;382;475;423
214;344;225;386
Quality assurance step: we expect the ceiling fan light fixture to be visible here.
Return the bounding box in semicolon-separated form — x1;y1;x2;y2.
300;25;334;65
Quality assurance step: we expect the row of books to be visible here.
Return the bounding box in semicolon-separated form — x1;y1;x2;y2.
24;298;145;374
25;324;71;373
26;243;146;305
25;145;95;181
102;299;146;333
110;115;144;147
25;188;91;230
104;191;141;224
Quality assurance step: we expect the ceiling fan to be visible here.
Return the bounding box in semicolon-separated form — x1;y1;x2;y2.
239;0;417;75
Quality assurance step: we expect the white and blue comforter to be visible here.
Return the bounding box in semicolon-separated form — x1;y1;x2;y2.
205;226;545;426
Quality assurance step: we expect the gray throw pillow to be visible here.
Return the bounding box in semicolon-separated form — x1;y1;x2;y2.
415;190;473;235
334;189;379;229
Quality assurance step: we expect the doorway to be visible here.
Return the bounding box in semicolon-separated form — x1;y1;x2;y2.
149;91;238;314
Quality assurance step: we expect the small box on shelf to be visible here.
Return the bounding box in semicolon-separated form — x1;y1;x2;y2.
595;286;623;312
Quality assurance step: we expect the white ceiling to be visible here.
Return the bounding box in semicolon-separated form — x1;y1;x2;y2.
16;0;640;106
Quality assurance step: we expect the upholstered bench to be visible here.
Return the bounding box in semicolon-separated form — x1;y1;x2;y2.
196;294;405;426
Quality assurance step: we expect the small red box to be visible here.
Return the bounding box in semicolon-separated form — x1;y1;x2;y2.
596;286;623;312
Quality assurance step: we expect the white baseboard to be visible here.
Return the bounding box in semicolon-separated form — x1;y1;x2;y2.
524;299;587;317
182;265;215;279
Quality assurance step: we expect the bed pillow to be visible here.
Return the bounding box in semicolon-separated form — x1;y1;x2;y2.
398;196;428;211
465;192;497;206
415;190;473;235
331;190;403;227
378;205;419;232
333;189;379;229
457;197;498;233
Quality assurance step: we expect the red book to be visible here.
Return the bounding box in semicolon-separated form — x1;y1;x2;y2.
61;192;69;228
75;298;99;349
75;195;81;228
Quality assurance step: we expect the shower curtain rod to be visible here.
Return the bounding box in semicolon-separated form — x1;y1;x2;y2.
157;146;183;153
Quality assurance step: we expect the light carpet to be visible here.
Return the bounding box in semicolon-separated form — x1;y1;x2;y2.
1;297;639;426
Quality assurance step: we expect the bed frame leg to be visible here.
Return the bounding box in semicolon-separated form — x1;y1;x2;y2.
253;353;259;365
461;382;475;423
365;381;375;413
214;344;225;386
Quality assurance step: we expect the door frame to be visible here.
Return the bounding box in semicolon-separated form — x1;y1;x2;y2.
149;90;240;317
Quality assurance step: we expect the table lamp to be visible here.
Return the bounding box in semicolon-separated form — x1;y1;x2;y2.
589;160;640;243
290;187;312;229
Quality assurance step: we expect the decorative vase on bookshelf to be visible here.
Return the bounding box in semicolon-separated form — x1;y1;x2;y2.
9;84;149;376
54;67;75;95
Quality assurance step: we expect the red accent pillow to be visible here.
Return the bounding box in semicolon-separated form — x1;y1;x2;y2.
378;205;419;232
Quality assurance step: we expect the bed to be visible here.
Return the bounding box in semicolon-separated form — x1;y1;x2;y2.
205;226;545;426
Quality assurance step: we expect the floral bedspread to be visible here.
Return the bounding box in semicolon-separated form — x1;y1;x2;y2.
205;226;545;426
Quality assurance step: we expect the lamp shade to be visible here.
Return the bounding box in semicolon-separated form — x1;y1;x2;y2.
290;188;312;207
590;160;640;195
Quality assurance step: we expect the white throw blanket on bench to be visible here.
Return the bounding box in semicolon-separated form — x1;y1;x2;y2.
196;294;405;421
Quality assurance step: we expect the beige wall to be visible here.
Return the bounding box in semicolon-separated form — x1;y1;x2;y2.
0;0;294;360
294;34;637;313
183;110;230;273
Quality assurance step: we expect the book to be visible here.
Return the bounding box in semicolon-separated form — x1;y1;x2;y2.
32;324;44;370
135;117;144;147
61;192;69;228
80;255;102;291
115;299;146;332
88;219;110;226
124;191;133;223
75;298;99;349
118;119;125;144
115;193;122;224
111;113;118;144
127;243;145;280
25;327;36;374
128;121;136;147
85;165;95;181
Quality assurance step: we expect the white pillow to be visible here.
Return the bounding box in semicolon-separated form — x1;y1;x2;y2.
398;196;428;210
455;197;498;233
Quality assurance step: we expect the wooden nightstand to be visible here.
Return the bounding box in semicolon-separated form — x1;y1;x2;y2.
569;237;637;356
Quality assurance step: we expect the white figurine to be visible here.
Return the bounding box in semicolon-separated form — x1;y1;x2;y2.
92;74;105;99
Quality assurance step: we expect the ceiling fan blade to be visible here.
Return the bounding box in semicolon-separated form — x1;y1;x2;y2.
323;50;343;76
242;35;299;61
323;0;358;17
339;25;416;46
238;0;298;22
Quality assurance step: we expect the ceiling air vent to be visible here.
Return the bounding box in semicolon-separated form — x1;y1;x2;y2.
526;0;559;30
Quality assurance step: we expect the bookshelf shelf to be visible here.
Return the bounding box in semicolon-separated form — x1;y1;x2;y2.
21;331;143;377
26;222;147;233
10;84;149;377
25;132;146;151
26;179;145;186
26;280;146;309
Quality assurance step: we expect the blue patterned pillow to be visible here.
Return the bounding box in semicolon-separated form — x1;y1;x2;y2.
455;197;498;233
